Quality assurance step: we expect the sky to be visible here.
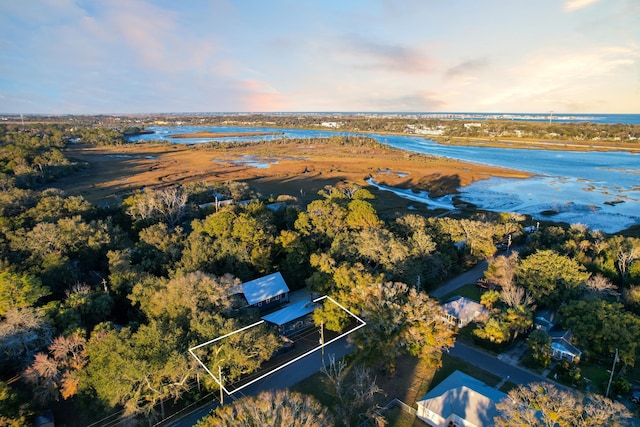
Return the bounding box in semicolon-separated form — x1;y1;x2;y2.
0;0;638;114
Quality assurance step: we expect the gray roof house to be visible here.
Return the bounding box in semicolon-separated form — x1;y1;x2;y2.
416;370;507;427
441;296;488;328
241;272;290;311
534;309;557;332
549;329;582;363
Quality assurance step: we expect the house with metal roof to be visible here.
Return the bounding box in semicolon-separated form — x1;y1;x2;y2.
441;296;488;328
261;299;319;337
241;272;290;312
416;370;507;427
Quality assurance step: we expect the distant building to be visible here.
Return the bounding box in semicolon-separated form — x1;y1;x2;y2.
241;272;290;312
321;122;341;128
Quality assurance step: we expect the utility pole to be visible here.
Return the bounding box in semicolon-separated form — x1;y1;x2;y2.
218;365;224;405
320;322;325;369
606;348;619;398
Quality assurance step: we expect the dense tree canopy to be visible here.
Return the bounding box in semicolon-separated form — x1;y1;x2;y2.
350;281;455;371
196;390;334;427
495;382;632;427
560;298;640;366
2;121;639;425
517;250;589;307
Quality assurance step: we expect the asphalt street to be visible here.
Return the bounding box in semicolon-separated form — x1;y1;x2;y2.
167;337;352;426
449;342;550;386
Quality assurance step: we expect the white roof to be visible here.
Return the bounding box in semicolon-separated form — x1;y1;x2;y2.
442;296;487;319
261;300;318;326
417;370;507;427
241;272;289;305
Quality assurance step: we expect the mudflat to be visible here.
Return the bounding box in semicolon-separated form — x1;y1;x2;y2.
56;141;531;208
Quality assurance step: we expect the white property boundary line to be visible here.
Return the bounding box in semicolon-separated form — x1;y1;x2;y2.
188;295;366;396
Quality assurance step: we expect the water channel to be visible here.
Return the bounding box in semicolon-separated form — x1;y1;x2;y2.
129;126;640;233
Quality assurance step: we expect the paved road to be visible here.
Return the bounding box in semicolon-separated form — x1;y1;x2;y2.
167;336;352;426
449;342;550;386
430;258;491;299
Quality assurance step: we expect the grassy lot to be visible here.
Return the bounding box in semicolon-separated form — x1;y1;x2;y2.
580;363;613;394
549;361;610;394
432;353;502;389
438;283;484;303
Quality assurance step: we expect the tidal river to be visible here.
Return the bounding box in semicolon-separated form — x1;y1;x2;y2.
129;126;640;233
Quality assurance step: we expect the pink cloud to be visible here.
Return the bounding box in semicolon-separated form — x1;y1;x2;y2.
564;0;600;12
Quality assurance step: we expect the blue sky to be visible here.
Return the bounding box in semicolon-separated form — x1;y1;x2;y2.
0;0;638;114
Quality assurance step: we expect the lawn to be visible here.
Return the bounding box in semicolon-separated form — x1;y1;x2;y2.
431;353;502;389
580;363;612;394
438;283;484;303
549;361;610;394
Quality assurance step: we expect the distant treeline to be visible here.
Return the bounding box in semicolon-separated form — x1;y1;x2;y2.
4;114;640;143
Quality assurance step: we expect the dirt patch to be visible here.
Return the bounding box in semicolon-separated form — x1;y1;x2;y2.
55;142;531;207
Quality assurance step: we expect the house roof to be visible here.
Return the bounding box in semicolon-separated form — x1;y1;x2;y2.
241;272;289;305
261;300;318;326
548;328;572;340
417;370;507;427
552;338;582;357
442;296;487;320
534;309;557;329
266;202;286;212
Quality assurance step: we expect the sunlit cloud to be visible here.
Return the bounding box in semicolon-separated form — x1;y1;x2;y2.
564;0;600;12
338;34;435;74
445;58;489;79
478;45;638;111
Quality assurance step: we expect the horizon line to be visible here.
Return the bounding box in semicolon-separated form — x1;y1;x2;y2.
2;111;638;117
